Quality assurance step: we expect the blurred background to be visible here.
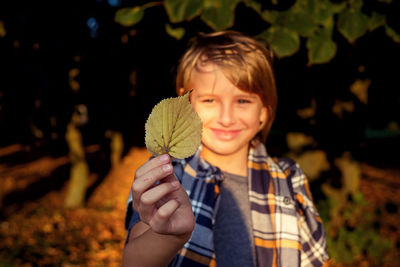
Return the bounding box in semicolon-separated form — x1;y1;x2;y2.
1;0;400;266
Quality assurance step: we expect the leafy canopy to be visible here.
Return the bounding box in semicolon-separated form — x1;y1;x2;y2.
115;0;399;65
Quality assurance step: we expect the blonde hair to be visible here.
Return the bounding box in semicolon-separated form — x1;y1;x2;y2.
176;31;277;142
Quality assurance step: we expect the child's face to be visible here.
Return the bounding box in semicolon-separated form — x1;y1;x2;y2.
189;63;267;159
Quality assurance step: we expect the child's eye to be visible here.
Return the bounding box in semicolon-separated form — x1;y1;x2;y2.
202;99;214;103
237;99;251;104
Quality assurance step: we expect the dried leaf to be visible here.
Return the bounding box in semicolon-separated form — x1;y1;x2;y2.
145;91;202;159
350;79;370;104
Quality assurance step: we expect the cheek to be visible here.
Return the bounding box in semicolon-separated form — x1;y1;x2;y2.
197;110;213;126
192;104;216;125
239;108;262;127
192;103;201;118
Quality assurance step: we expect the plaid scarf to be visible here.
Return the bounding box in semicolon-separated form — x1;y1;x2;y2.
125;140;328;266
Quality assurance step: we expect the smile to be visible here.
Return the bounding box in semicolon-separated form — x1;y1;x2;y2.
210;128;241;141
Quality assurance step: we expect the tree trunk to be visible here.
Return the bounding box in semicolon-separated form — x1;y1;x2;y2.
64;122;89;208
109;130;123;169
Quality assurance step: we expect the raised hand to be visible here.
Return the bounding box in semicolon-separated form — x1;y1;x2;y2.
131;154;195;236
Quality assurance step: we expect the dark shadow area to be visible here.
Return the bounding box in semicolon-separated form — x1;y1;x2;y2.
359;136;400;168
266;130;288;158
0;143;116;219
84;140;112;201
0;163;70;219
0;142;68;168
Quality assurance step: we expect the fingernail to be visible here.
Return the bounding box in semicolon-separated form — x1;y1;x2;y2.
171;181;179;187
162;164;172;172
159;154;169;163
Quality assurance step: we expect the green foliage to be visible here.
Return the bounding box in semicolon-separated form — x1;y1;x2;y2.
114;2;163;26
258;27;300;58
165;0;203;23
166;24;185;40
306;19;337;64
349;0;363;10
260;10;280;24
314;1;337;25
114;0;400;64
201;0;241;30
284;11;316;37
317;154;394;265
338;9;369;43
283;0;317;37
327;216;393;264
385;25;400;43
319;192;393;264
114;6;145;26
368;12;386;31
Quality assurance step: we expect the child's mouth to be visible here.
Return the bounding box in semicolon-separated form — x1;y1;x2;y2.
210;128;241;141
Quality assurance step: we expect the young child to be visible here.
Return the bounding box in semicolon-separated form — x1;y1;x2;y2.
123;31;328;267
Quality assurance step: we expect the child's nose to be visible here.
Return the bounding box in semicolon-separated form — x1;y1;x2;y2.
218;103;235;126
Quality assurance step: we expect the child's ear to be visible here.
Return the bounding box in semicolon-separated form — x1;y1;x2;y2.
258;106;268;130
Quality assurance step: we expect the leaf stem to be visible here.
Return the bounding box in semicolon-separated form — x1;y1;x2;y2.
143;1;163;9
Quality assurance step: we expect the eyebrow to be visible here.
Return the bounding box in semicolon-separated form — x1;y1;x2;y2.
195;93;216;97
234;94;258;99
195;93;258;99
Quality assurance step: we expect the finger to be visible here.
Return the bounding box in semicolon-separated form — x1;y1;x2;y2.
160;172;179;184
140;181;179;205
140;180;180;206
135;154;171;177
137;181;180;223
132;163;174;206
149;199;179;233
